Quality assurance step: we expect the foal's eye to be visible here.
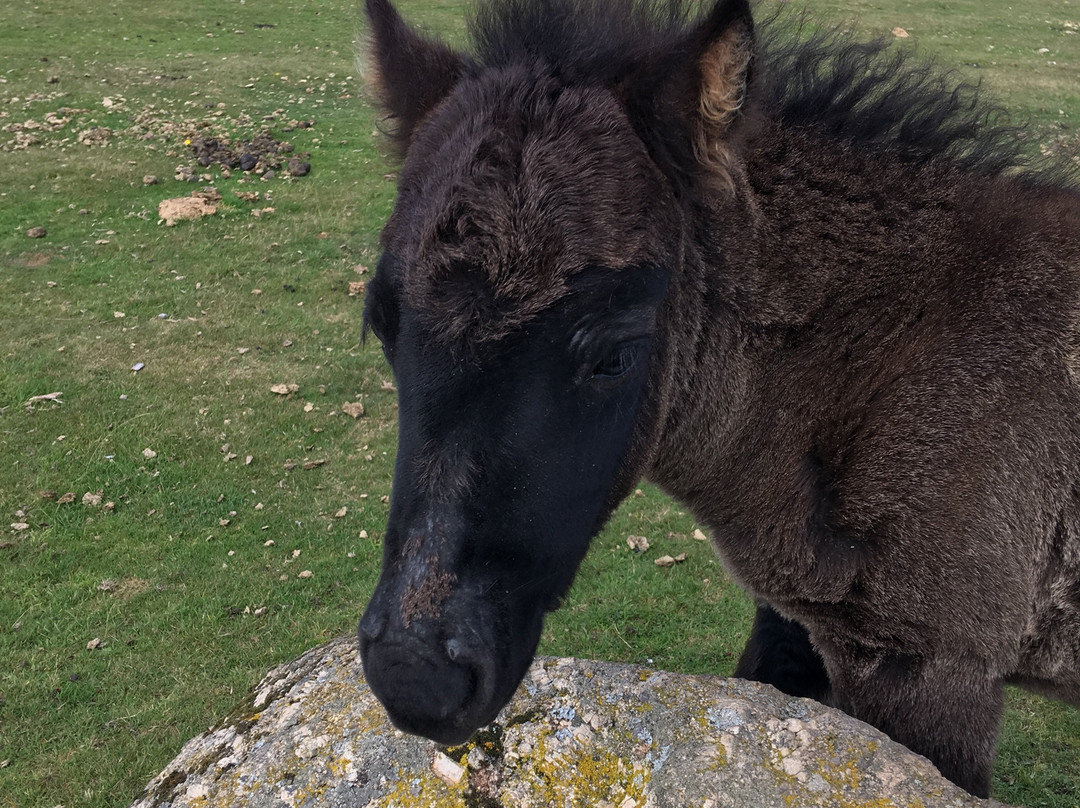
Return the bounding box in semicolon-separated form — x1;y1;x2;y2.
591;344;637;380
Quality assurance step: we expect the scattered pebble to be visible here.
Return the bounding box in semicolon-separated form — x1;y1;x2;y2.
431;752;465;786
26;226;46;238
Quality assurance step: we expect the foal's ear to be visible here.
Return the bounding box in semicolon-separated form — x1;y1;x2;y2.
687;0;755;186
365;0;467;154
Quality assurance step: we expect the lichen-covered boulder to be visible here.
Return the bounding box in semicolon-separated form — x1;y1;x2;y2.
130;635;1013;808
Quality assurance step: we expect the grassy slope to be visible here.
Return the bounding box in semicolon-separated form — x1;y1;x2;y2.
0;1;1077;806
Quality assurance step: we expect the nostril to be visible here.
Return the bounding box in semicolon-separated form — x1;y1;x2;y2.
358;609;388;643
445;637;463;661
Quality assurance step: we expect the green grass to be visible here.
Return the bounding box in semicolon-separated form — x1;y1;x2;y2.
0;1;1078;807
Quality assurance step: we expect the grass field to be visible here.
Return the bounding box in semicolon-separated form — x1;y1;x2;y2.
1;1;1078;806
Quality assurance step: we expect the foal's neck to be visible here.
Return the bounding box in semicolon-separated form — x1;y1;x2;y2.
716;124;973;329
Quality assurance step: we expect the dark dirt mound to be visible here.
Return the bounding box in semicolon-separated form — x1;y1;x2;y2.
187;127;313;176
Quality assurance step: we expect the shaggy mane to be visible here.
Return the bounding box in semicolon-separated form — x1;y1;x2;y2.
465;0;1076;186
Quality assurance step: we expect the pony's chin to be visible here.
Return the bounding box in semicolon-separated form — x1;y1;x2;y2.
386;702;498;747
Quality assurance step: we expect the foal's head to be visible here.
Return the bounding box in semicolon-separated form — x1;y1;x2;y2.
358;0;753;743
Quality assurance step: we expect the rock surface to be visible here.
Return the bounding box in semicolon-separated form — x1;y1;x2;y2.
130;635;1013;808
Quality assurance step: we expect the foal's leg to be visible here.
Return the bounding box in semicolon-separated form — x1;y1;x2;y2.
826;652;1004;798
734;602;831;701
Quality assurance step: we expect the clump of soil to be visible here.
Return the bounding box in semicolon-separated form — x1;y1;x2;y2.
158;192;220;226
185;127;312;178
76;126;112;146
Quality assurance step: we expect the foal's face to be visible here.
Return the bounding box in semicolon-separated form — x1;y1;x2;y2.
357;74;675;743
